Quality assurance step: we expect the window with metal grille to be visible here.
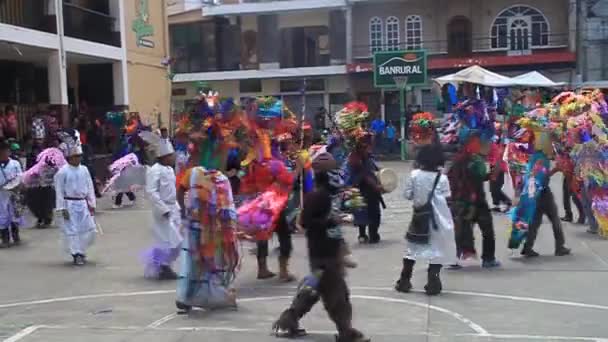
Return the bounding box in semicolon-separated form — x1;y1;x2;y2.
490;5;549;50
369;17;384;53
386;16;400;51
405;15;423;50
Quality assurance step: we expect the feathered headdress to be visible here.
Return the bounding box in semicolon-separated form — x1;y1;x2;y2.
410;112;436;144
455;99;495;145
335;101;371;148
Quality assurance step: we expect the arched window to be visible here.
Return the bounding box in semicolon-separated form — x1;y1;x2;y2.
405;15;423;50
385;16;400;51
490;5;549;50
369;17;384;53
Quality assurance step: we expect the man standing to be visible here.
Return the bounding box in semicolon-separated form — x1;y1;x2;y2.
55;130;97;265
142;132;182;280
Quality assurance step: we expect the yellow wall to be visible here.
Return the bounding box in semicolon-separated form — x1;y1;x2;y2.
124;0;171;129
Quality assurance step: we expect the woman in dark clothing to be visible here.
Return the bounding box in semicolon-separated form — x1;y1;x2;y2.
25;139;56;228
348;134;384;244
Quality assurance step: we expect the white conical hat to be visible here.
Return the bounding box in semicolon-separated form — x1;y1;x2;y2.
139;131;174;158
158;139;175;157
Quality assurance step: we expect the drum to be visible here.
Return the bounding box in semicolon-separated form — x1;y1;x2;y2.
377;168;398;193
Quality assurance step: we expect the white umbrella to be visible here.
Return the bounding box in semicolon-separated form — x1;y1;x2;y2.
511;71;565;87
434;65;513;87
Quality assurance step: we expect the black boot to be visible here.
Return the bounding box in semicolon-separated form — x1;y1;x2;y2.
74;254;85;266
336;328;371;342
0;229;9;248
176;300;192;314
159;265;178;280
424;264;443;296
395;258;415;293
272;275;320;337
10;225;20;246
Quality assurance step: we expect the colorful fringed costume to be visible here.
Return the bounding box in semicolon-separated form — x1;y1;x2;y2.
447;99;500;266
549;90;608;236
174;91;245;310
176;167;239;309
508;151;551;249
506;106;570;256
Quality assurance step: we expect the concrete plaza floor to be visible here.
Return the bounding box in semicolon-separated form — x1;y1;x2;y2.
1;161;608;342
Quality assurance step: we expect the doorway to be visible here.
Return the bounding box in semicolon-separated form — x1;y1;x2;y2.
447;16;472;57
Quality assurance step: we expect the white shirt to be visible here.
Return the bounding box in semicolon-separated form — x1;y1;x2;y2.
146;162;177;215
54;164;96;211
0;159;22;191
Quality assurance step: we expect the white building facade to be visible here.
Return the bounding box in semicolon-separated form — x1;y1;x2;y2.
0;0;128;130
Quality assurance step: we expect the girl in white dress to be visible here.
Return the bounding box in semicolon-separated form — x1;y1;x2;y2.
396;144;456;295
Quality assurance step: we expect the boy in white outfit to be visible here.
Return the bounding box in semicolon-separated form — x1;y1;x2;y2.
55;130;96;266
141;132;183;280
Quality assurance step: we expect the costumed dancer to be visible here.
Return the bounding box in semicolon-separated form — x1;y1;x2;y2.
139;131;183;280
55;130;97;266
337;102;385;244
447;99;501;268
238;97;297;281
554;147;585;224
550;90;607;235
272;152;370;342
23;148;65;229
409;112;446;167
175;92;241;312
507;108;570;257
396;144;455;295
0;140;23;248
488;123;512;212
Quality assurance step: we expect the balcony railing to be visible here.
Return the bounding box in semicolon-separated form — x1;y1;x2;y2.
63;2;119;47
353;33;570;59
0;0;55;33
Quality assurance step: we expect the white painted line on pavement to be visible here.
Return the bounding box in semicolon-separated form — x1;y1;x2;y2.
5;324;607;341
580;241;608;268
2;325;42;342
3;285;608;314
485;333;608;341
351;295;488;335
348;286;608;311
167;295;487;336
146;313;178;328
0;290;174;309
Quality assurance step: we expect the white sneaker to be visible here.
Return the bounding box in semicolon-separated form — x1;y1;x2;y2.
125;200;135;207
112;204;122;209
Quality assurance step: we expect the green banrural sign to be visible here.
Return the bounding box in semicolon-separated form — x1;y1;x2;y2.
373;50;427;88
